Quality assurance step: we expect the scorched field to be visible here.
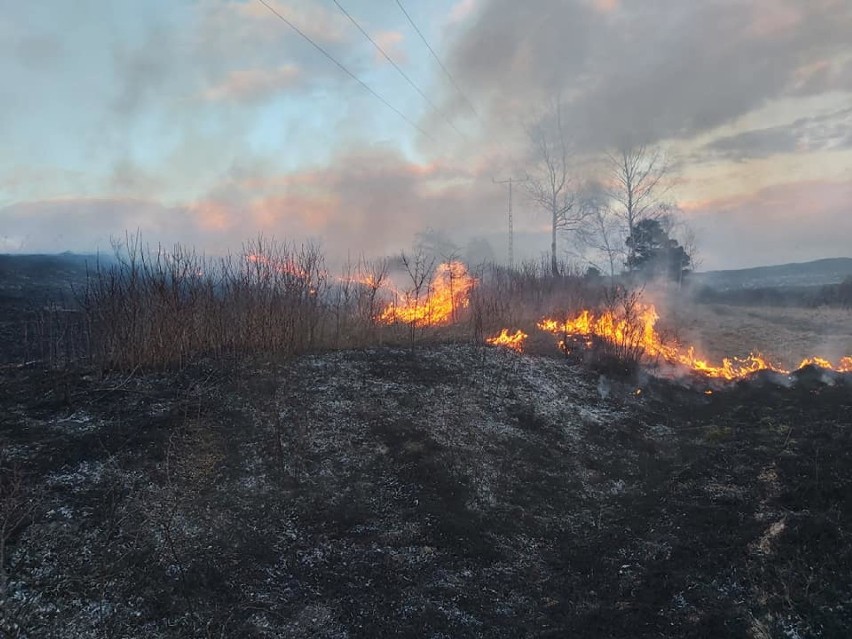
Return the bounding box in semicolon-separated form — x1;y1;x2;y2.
2;254;851;638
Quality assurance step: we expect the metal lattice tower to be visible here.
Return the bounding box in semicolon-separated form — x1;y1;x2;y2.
493;177;521;270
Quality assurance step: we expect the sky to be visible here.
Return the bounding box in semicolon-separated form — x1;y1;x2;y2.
1;0;851;270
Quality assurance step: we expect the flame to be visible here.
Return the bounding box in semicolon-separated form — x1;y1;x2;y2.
538;304;852;381
379;261;475;327
245;253;310;279
486;329;528;352
348;274;384;289
797;356;833;370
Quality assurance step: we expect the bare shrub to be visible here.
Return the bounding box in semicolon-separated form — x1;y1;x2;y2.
329;256;391;348
588;285;647;375
19;232;632;370
76;234;330;371
469;259;597;341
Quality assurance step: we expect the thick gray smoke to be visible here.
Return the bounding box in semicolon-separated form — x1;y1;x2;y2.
2;0;851;269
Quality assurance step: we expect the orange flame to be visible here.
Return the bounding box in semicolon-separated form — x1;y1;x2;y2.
538;304;852;380
245;253;311;279
379;261;475;327
796;356;833;370
486;329;528;352
338;272;387;289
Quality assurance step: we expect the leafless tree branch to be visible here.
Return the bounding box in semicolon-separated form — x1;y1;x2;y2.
524;97;592;275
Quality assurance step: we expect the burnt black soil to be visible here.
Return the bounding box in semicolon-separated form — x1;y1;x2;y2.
2;343;851;638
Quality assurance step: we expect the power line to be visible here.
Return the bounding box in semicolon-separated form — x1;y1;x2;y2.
330;0;465;139
255;0;434;142
393;0;481;122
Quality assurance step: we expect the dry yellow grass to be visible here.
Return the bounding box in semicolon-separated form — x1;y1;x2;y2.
661;303;852;370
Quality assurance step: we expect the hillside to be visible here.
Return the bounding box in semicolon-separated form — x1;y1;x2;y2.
0;253;105;304
693;257;852;291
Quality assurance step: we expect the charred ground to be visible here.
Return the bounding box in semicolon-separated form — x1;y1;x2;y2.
2;341;851;638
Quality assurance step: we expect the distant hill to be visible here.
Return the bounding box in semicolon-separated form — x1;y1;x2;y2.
693;258;852;291
0;252;107;305
0;252;103;278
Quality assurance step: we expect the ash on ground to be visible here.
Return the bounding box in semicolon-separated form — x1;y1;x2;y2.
2;345;851;637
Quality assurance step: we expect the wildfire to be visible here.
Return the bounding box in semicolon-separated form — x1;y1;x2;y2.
486;329;528;352
537;304;852;381
379;261;475;327
245;253;311;280
340;273;385;289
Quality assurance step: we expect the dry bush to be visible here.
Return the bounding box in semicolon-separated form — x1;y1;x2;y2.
587;285;648;375
328;256;392;348
21;297;89;369
19;233;629;370
469;258;597;339
77;234;329;371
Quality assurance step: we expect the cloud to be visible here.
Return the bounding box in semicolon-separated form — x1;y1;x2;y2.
685;180;852;269
0;148;507;262
590;0;619;14
107;0;356;120
201;64;301;103
449;0;478;24
0;198;196;254
373;31;407;65
789;55;852;96
704;127;799;161
444;0;852;150
746;0;803;38
702;107;852;160
229;0;351;45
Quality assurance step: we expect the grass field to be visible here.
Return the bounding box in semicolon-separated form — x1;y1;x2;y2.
661;302;852;370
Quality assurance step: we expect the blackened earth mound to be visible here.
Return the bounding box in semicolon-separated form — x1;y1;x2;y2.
2;346;851;637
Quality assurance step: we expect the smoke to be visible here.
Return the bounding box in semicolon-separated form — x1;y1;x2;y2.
443;0;852;150
1;0;851;269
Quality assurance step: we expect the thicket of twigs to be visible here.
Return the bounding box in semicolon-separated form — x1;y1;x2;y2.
16;237;649;372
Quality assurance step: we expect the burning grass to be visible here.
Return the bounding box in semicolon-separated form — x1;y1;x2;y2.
19;242;593;371
536;303;852;380
378;260;475;327
485;328;528;352
9;236;851;385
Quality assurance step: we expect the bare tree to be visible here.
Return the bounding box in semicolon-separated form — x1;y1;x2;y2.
525;99;591;275
576;180;622;278
604;144;672;267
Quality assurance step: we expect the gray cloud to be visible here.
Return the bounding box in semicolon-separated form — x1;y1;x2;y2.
5;0;852;272
104;1;363;123
702;107;852;161
705;127;799;161
0;147;509;263
445;0;852;150
689;179;852;269
0;198;194;254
